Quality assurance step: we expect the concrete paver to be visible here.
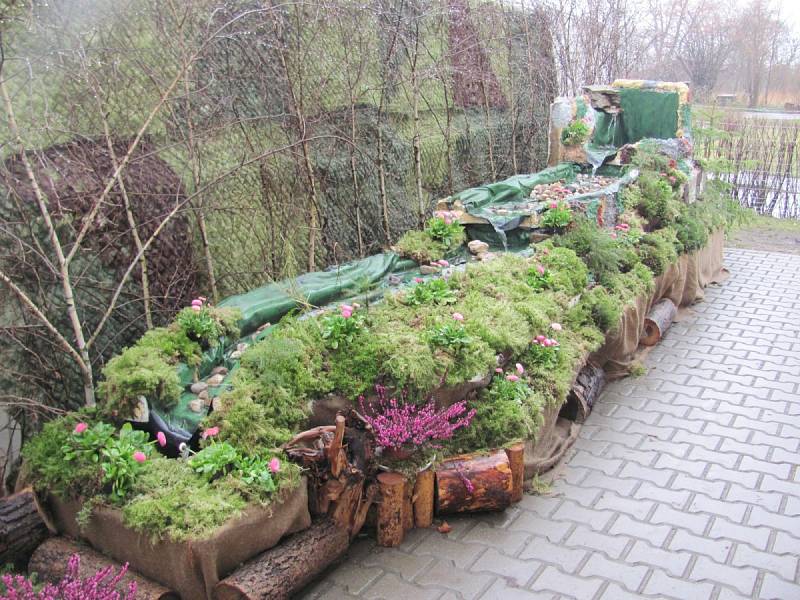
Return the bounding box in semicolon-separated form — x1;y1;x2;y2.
300;249;800;599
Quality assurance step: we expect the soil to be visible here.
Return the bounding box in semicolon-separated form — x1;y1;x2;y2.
727;216;800;255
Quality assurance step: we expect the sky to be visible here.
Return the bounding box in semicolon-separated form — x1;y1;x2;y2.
771;0;800;31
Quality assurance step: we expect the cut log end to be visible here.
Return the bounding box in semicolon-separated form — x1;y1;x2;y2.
641;298;677;346
0;489;49;569
435;450;513;515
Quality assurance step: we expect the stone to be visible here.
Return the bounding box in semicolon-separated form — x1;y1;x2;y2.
467;240;489;255
230;351;242;360
190;382;208;394
236;343;249;352
189;399;204;413
420;265;440;275
212;396;223;412
210;366;228;376
198;390;210;405
207;373;225;386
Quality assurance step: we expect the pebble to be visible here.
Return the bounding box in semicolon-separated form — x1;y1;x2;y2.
420;265;440;275
190;382;208;394
230;350;241;360
198;390;209;401
468;240;490;255
189;399;204;413
211;366;228;376
236;343;249;353
207;374;225;386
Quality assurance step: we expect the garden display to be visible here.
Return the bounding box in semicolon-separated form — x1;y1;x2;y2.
2;81;748;599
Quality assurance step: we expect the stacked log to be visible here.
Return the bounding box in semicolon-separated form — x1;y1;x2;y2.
412;469;435;528
0;489;48;569
641;298;677;346
435;450;513;515
376;472;406;547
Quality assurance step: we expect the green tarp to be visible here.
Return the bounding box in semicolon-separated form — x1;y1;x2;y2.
592;89;680;147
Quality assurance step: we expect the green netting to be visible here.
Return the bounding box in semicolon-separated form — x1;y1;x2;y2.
592;89;679;148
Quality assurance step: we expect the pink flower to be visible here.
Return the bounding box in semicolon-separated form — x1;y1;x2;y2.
74;422;88;434
269;457;281;473
536;264;545;275
551;322;562;331
516;363;524;374
443;215;453;225
133;451;147;463
156;431;167;447
198;296;207;302
414;277;424;283
202;426;220;440
610;232;618;239
495;367;503;373
506;374;520;382
536;335;546;343
191;299;203;307
191;305;202;312
341;309;352;319
452;312;464;321
438;259;450;267
340;304;353;313
549;201;558;209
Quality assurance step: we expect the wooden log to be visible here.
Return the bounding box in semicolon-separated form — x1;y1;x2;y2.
214;518;349;600
29;537;177;600
560;363;606;423
0;489;48;569
504;443;525;503
351;484;378;539
412;469;435;528
641;298;677;346
402;479;413;532
435;451;513;515
327;415;347;478
376;472;406;547
329;478;363;532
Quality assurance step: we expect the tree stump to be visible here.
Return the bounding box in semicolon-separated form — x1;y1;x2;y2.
641;298;677;346
214;518;349;600
0;489;48;569
376;472;406;547
29;538;177;599
435;451;513;515
412;469;435;528
504;444;525;503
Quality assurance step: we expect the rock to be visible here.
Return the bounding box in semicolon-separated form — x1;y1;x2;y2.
211;366;229;376
212;396;223;412
230;350;242;360
207;374;225;386
420;265;440;275
190;382;208;394
467;240;489;255
236;343;249;353
132;396;149;423
198;390;210;401
189;399;204;413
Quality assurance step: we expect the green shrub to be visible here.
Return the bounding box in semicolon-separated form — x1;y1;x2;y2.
394;217;465;264
98;346;181;416
633;172;682;227
561;120;591;146
539;247;589;296
553;219;625;285
638;230;679;276
174;305;241;347
402;278;457;306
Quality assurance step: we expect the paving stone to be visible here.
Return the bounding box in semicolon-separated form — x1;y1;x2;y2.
595;492;654;520
360;547;435;581
634;482;691;508
528;566;603;600
725;484;784;512
758;573;800;600
510;511;573;543
608;515;673;546
650;503;711;535
478;579;554;600
551;500;615;531
414;560;493;599
643;569;714;600
580;553;648;592
688;493;748;523
627;540;691;577
671;472;727;499
565;525;631;560
518;536;587;573
470;548;539;586
462;522;531;555
708;517;772;551
670;529;734;562
413;534;487;568
329;564;384;594
689;555;758;596
362;573;441;600
732;543;798;581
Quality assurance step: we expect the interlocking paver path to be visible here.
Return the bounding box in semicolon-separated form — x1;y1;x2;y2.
301;248;800;600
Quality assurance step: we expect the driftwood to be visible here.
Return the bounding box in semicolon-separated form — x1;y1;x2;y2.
376;472;406;547
560;363;606;423
504;444;525;503
412;469;435;528
214;518;349;600
641;298;677;346
29;537;177;600
0;488;48;568
435;451;513;515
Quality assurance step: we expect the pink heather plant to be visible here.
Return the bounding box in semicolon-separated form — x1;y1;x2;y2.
0;554;136;599
359;386;476;451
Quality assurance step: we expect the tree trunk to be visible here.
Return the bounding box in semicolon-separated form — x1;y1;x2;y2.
0;489;48;569
29;537;177;600
376;472;406;547
435;451;513;515
412;469;434;528
214;518;349;600
504;443;525;503
561;363;606;424
641;298;677;346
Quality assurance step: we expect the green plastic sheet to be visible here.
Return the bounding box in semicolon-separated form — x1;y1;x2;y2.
592;89;679;148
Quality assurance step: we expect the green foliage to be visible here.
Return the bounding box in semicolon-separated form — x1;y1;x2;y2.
137;328;201;366
540;202;573;230
94;424;153;501
202;393;294;451
427;322;471;352
321;312;365;350
633;172;682;227
394;218;465;264
561;120;591;146
174;306;241;347
526;264;554;291
526;339;560;368
426;216;465;246
553;219;627;285
572;286;622;333
190;442;240;481
402;278;457;306
97;346;181;416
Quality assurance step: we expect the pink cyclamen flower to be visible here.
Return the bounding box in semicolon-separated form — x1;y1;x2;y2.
414;277;424;283
536;264;545;275
516;363;524;374
551;322;562;331
536;335;546;343
191;298;203;307
133;451;147;463
452;312;464;321
495;367;503;373
74;422;88;435
341;310;352;319
610;232;618;239
438;259;450;267
549;201;558;209
506;374;520;382
340;304;353;313
191;305;202;312
202;426;220;440
157;431;167;447
269;457;281;473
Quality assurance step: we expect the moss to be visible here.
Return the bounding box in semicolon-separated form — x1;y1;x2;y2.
122;458;248;543
98;346;181;416
634;171;682;228
638;230;679;276
202;392;294;451
553;219;625;285
138;327;201;365
538;246;589;296
574;286;623;334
